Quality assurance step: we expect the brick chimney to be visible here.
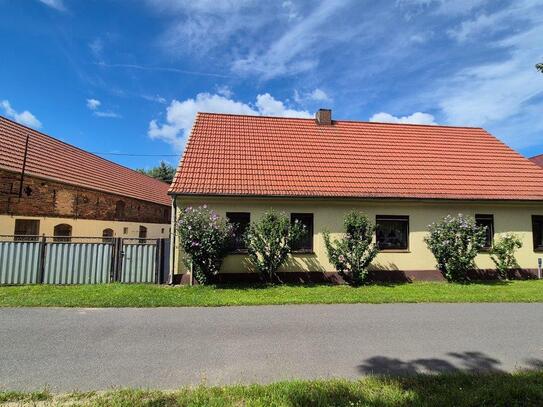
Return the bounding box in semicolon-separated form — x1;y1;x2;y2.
315;108;332;125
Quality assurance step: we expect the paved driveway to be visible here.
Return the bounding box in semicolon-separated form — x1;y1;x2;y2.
1;304;542;391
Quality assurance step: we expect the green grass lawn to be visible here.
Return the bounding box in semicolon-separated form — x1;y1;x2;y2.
1;372;542;406
1;280;543;307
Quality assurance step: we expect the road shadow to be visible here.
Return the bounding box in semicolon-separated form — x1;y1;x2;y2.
357;351;543;375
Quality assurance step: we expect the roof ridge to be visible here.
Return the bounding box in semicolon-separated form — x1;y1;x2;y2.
196;111;484;130
0;114;169;187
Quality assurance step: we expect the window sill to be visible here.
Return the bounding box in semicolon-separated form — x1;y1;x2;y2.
378;249;410;253
291;250;315;255
533;248;543;253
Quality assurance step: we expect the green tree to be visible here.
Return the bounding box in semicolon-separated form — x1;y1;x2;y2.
245;211;305;282
323;211;378;285
136;161;176;184
490;233;522;280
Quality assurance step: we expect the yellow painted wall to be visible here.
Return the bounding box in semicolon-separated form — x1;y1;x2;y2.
0;215;170;239
171;196;543;275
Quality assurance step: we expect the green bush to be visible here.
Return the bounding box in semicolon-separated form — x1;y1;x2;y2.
176;205;234;284
424;214;487;282
323;211;378;285
490;233;522;280
245;211;305;282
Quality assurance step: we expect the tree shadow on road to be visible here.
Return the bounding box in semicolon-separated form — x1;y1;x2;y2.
357;351;543;376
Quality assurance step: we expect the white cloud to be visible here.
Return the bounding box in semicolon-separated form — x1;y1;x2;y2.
94;111;122;118
447;0;539;42
294;88;331;104
282;0;299;21
216;85;233;98
369;112;437;125
435;3;543;133
1;100;42;129
86;98;121;118
255;93;311;118
86;98;101;110
37;0;66;11
232;1;352;79
89;38;104;61
148;92;310;149
397;0;488;16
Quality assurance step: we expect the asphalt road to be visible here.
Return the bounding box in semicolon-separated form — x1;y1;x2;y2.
1;304;543;391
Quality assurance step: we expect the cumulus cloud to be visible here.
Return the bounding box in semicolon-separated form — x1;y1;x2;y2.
148;92;310;149
1;100;42;129
37;0;66;11
86;98;121;118
294;88;331;104
86;98;101;110
369;112;437;125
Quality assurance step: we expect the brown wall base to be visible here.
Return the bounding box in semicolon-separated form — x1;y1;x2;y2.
171;268;539;285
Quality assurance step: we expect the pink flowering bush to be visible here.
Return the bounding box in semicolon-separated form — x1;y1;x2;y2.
177;205;234;284
323;211;378;285
424;214;487;282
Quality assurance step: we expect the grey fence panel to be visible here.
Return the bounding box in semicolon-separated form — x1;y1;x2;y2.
121;243;156;283
43;243;112;284
0;242;40;284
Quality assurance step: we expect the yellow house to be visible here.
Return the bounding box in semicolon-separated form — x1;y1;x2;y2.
169;110;543;282
0;115;171;240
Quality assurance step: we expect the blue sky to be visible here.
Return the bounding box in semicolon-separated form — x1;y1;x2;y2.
1;0;542;170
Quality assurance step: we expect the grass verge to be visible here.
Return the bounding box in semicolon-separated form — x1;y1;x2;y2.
1;280;543;307
1;372;542;406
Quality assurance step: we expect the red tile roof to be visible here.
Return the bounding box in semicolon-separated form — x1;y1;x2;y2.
170;112;543;200
0;116;170;206
530;154;543;168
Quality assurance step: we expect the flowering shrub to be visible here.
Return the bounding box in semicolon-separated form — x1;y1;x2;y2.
176;205;234;284
323;211;378;285
424;214;487;282
245;211;305;282
490;233;522;280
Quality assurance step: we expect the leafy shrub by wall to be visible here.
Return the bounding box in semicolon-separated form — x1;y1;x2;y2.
245;211;305;282
424;214;487;282
323;211;378;285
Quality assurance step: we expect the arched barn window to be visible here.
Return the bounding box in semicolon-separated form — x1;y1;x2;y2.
102;228;114;243
53;224;72;242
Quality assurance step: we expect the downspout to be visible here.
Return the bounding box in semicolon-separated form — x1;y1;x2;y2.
168;195;177;284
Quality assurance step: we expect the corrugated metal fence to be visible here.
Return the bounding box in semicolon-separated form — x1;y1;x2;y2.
0;236;170;285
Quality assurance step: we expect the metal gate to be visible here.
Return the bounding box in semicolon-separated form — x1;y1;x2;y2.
0;235;170;285
120;238;159;283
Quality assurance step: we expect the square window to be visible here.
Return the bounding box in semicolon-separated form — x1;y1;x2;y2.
532;215;543;252
14;219;40;241
226;212;251;252
376;215;409;250
475;214;494;250
290;213;314;252
123;227;128;235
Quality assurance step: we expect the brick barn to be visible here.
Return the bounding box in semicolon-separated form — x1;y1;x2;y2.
0;116;171;240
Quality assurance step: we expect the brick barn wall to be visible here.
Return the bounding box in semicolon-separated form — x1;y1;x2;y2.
0;169;170;224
